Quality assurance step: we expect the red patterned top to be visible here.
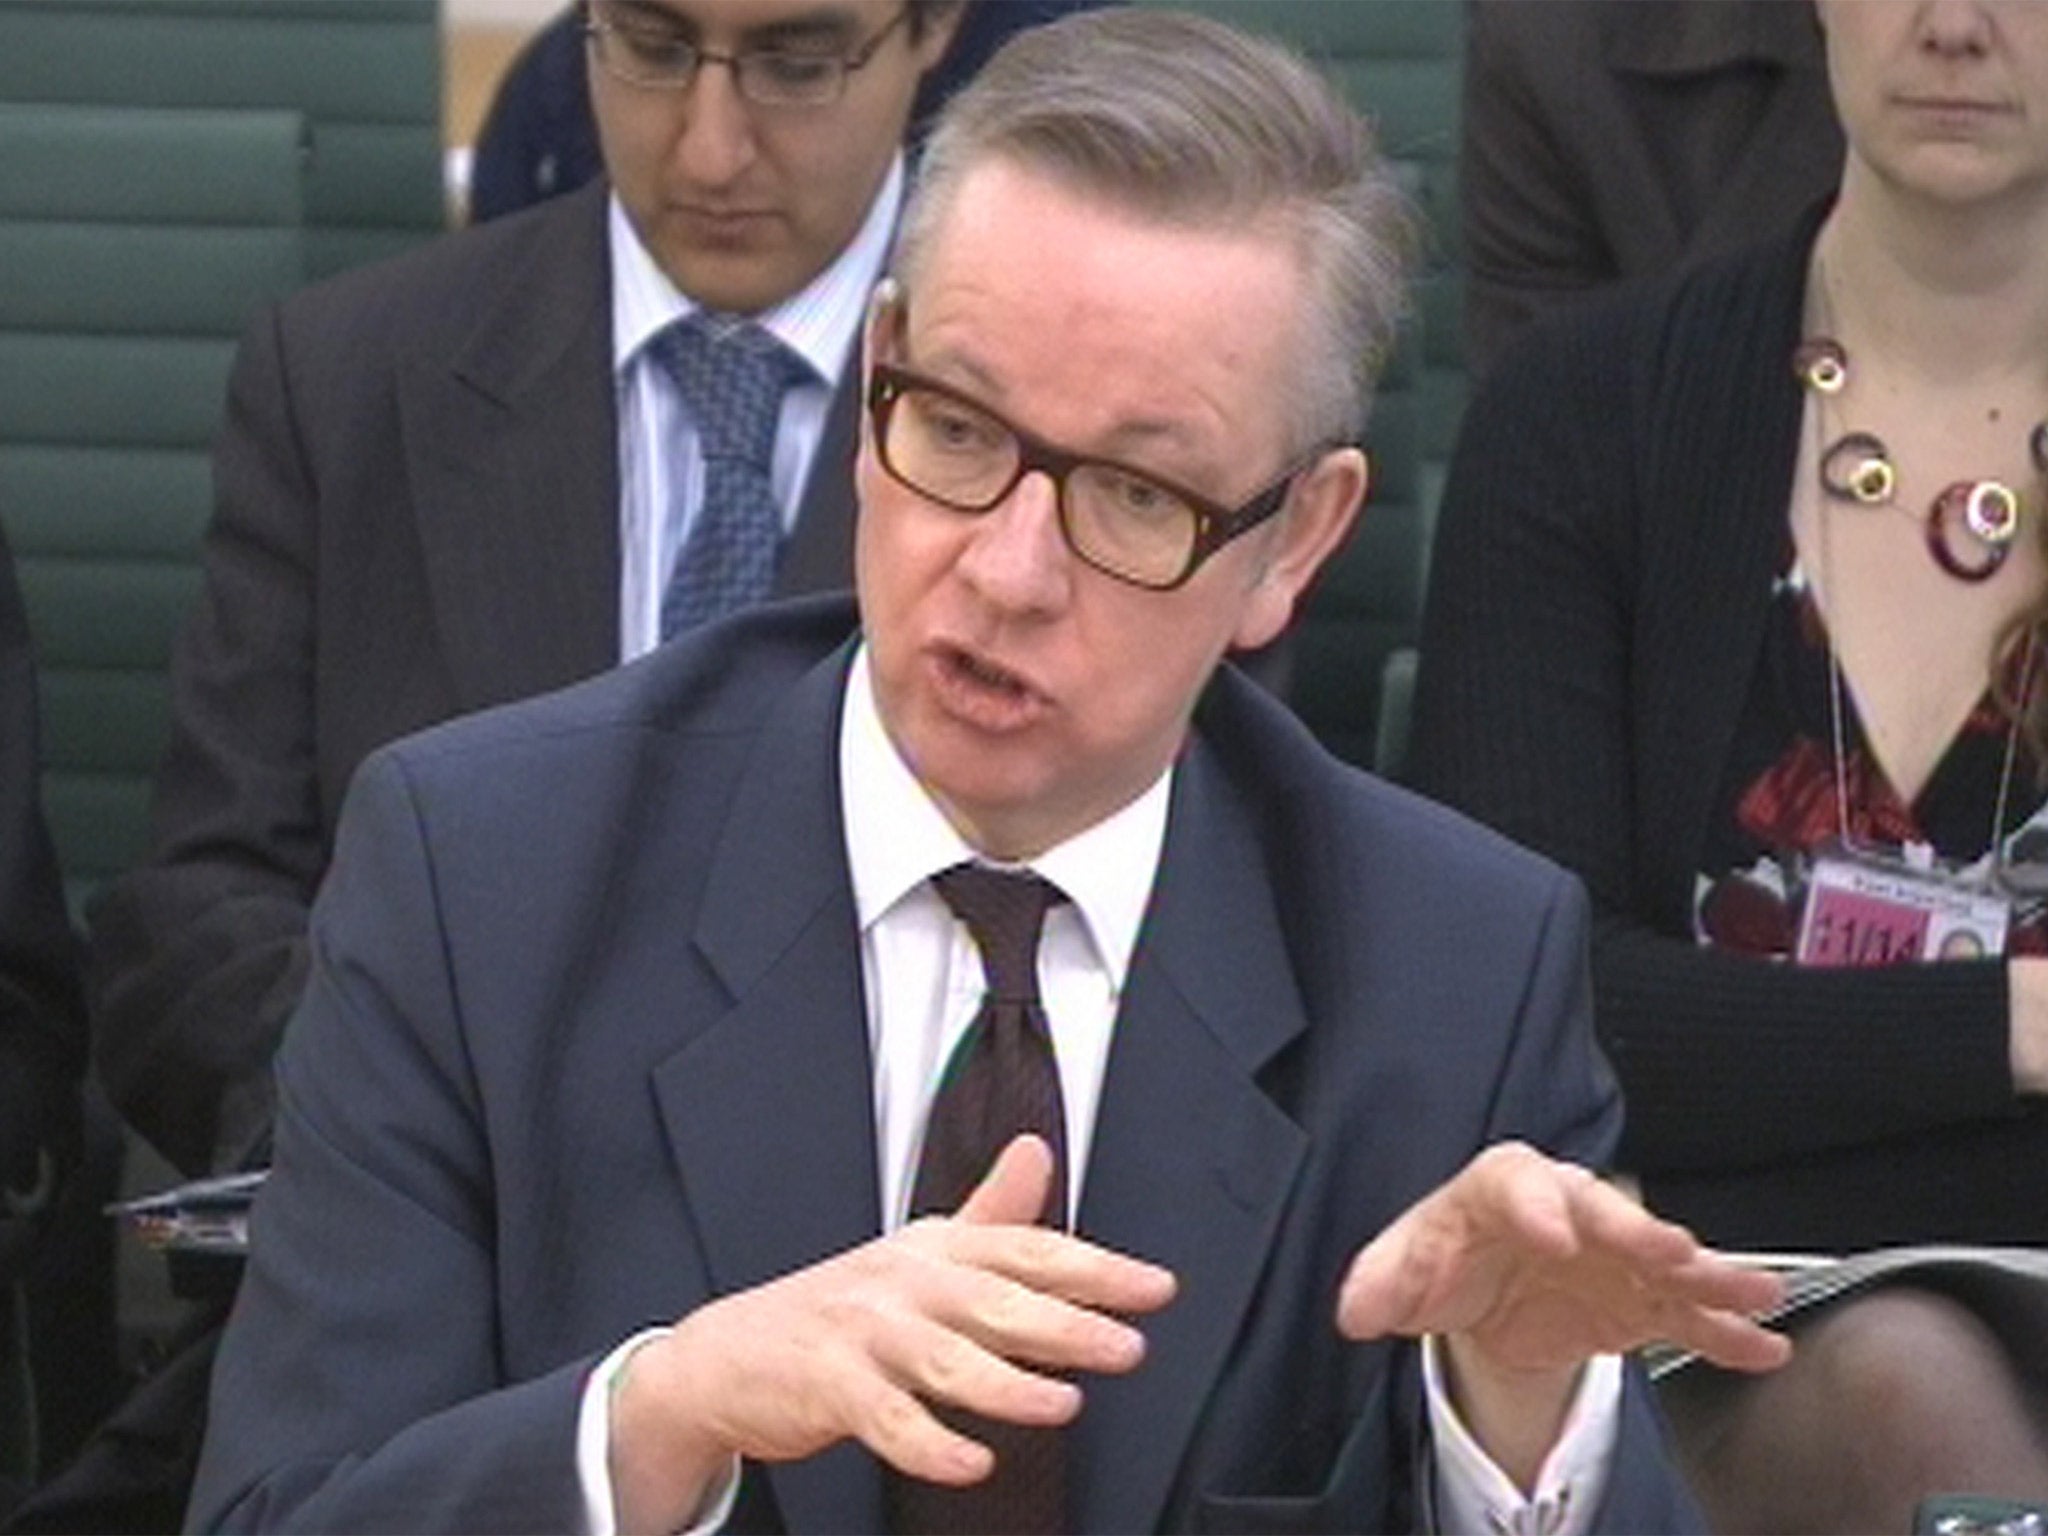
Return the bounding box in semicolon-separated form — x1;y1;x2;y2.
1694;553;2048;958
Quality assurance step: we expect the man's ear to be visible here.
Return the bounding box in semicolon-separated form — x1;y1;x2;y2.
857;278;903;452
911;1;970;74
1231;446;1369;652
861;277;903;377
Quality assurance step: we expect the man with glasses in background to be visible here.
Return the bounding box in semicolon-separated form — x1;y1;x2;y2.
190;13;1786;1533
45;7;979;1529
92;0;970;1185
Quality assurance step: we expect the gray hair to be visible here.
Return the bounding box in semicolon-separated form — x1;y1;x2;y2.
893;6;1418;448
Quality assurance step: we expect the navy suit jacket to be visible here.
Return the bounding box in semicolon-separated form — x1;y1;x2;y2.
190;596;1698;1533
90;181;863;1176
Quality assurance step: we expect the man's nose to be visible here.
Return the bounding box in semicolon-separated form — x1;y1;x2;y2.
954;471;1074;614
673;59;759;186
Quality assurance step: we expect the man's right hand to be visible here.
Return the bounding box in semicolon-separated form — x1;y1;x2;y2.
607;1134;1178;1534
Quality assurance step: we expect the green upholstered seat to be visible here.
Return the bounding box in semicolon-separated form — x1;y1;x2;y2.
0;102;306;909
1375;645;1419;780
0;0;442;278
1138;0;1466;769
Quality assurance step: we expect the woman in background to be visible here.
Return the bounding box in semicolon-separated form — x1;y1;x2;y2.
1411;2;2048;1530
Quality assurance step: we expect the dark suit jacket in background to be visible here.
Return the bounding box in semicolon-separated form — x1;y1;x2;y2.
86;182;864;1177
1460;0;1843;375
189;595;1698;1534
0;519;85;1279
0;520;90;1519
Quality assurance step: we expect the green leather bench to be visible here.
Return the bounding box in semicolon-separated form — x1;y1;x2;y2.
0;0;442;279
0;102;307;910
1139;0;1466;770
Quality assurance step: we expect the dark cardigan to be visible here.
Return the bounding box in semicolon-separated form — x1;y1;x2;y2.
1409;210;2048;1250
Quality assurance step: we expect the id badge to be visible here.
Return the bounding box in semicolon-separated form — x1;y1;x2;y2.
1796;848;2011;967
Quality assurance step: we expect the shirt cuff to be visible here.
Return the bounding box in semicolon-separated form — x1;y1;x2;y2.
1422;1336;1621;1536
576;1328;743;1536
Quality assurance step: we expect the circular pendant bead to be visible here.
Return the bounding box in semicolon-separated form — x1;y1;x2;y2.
1821;432;1896;504
1965;480;2021;545
1793;337;1849;394
1928;481;2013;582
1791;333;2042;584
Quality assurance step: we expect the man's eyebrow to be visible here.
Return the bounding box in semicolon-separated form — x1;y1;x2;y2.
597;1;862;49
913;352;1216;475
607;0;697;36
740;7;865;50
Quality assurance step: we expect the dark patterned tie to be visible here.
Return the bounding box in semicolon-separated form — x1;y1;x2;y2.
652;312;812;639
886;863;1070;1536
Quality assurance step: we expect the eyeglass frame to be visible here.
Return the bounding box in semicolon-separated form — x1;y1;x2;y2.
582;0;915;106
866;362;1340;592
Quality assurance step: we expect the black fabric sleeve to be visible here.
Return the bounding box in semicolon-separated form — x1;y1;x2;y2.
0;522;86;1271
87;305;326;1177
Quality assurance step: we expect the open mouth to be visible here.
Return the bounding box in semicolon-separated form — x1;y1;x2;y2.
956;647;1028;693
932;642;1049;727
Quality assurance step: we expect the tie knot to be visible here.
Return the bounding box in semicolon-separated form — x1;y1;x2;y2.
653;313;812;466
933;864;1066;1005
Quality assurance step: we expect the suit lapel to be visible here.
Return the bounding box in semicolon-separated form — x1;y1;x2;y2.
776;361;862;599
1070;736;1310;1533
647;644;887;1531
400;183;620;712
636;655;1312;1532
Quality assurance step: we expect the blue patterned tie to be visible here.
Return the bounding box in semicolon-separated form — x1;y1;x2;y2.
653;312;813;638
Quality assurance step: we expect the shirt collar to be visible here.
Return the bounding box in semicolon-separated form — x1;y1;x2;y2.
608;153;904;387
839;645;1169;990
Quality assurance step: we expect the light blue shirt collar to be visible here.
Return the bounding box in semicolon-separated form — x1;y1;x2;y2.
607;153;904;388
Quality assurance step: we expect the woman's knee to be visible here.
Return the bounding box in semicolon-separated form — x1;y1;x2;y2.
1796;1287;2023;1426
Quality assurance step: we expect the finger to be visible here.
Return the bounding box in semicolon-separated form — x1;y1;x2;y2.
1333;1204;1443;1341
1487;1146;1601;1262
955;1135;1056;1227
1660;1252;1788;1316
848;1375;997;1487
1336;1145;1581;1341
877;1310;1087;1427
924;1264;1153;1376
1561;1173;1698;1271
1656;1305;1794;1376
941;1221;1177;1317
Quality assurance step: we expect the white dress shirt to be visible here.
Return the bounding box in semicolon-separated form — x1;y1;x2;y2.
608;157;902;662
575;655;1623;1534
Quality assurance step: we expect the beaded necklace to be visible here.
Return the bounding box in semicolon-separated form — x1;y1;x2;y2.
1793;260;2048;583
1793;335;2048;582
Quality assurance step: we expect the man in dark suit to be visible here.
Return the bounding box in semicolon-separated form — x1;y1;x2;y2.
89;0;972;1179
191;12;1786;1532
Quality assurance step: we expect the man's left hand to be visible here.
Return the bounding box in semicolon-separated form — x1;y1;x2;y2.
1334;1141;1789;1487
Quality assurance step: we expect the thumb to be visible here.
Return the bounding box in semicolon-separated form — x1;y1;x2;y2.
956;1134;1055;1226
1335;1217;1429;1342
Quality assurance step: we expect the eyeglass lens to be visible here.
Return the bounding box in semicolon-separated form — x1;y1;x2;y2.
881;382;1202;587
589;2;897;104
